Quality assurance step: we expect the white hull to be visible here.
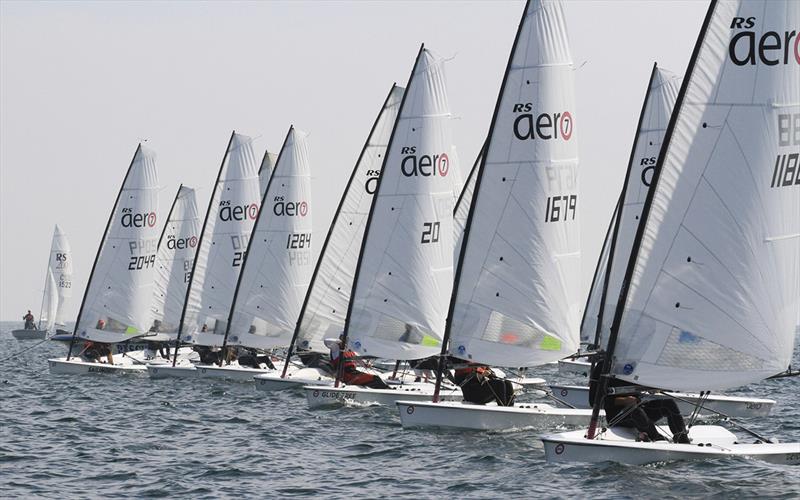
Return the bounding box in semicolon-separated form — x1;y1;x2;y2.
48;357;148;375
549;385;775;418
254;367;334;392
542;426;800;465
146;364;199;379
11;329;47;340
557;358;591;377
195;364;276;382
304;384;460;409
397;400;597;431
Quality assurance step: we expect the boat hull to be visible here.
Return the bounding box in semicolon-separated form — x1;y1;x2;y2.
146;364;198;379
254;368;333;392
549;385;774;418
195;364;274;382
48;358;146;375
304;384;459;409
542;426;800;465
11;329;47;340
397;400;596;431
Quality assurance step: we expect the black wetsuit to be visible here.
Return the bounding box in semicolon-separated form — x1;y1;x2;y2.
453;367;515;406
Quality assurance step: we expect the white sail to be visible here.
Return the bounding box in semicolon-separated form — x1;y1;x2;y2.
453;147;483;265
580;200;618;344
181;132;261;346
227;127;314;349
295;86;404;353
74;144;160;341
49;224;73;327
39;269;58;332
580;67;681;346
348;47;457;360
612;0;800;391
151;186;201;334
259;149;278;199
448;0;580;367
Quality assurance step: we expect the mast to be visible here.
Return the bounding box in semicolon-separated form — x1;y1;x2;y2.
157;185;183;251
590;63;658;350
218;127;291;361
172;131;236;366
432;0;529;402
335;45;424;387
67;144;142;360
280;86;398;378
586;0;717;440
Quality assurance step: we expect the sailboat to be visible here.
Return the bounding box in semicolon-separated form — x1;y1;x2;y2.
49;144;161;374
543;0;800;464
13;225;73;340
551;65;775;419
192;126;316;381
304;45;465;408
395;0;597;430
148;185;202;343
148;132;262;379
255;85;405;392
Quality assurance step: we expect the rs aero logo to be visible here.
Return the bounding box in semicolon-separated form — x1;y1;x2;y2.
121;207;156;228
400;147;449;177
166;234;198;250
219;200;258;222
273;196;308;217
729;17;800;66
512;103;573;141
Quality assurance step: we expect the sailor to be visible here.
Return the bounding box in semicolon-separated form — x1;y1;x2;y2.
589;358;690;444
453;363;515;406
78;340;114;365
22;310;35;330
237;348;277;370
324;338;390;389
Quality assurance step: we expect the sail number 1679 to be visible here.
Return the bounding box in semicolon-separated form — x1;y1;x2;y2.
545;195;577;222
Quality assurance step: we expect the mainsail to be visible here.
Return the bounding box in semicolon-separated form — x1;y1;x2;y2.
49;224;73;328
226;127;314;349
609;0;800;391
39;269;59;333
292;85;404;354
346;46;457;360
259;149;278;199
453;145;483;264
446;0;581;368
151;185;201;334
580;66;681;347
178;132;261;347
70;144;160;345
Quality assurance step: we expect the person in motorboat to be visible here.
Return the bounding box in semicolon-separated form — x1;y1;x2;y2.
77;341;114;365
325;338;390;389
588;357;690;443
453;363;515;406
22;310;36;330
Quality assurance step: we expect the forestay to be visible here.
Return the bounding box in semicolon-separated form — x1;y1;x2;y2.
611;0;800;391
348;47;457;360
74;144;160;342
580;67;681;347
151;186;201;334
448;0;580;367
49;224;73;328
295;86;404;353
227;127;314;349
180;133;261;346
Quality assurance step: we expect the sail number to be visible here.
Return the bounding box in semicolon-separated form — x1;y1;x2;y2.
545;195;577;222
421;221;441;244
128;254;156;270
287;233;312;249
233;251;246;267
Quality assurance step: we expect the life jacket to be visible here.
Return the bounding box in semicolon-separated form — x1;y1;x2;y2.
454;365;489;378
333;349;358;373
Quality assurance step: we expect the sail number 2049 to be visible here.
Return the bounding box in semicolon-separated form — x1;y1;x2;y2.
545;195;577;222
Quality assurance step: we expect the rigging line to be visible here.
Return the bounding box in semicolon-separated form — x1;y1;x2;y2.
0;336;53;363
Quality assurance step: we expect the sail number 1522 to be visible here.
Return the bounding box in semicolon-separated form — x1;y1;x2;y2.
545;195;577;222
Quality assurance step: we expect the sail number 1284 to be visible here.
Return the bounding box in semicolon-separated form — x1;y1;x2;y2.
545;195;577;223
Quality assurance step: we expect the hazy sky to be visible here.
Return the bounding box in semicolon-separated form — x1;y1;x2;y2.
0;0;708;321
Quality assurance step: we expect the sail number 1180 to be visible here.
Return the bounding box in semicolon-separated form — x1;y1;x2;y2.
545;194;577;222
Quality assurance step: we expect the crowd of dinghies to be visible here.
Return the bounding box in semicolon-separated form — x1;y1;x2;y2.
32;0;798;465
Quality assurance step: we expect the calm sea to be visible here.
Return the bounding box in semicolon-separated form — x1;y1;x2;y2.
1;322;798;499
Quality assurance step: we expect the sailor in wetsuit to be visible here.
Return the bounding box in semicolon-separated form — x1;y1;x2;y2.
453;363;515;406
325;338;390;389
589;358;690;443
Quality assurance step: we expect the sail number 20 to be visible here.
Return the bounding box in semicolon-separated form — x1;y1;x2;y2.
421;221;440;244
545;195;577;222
